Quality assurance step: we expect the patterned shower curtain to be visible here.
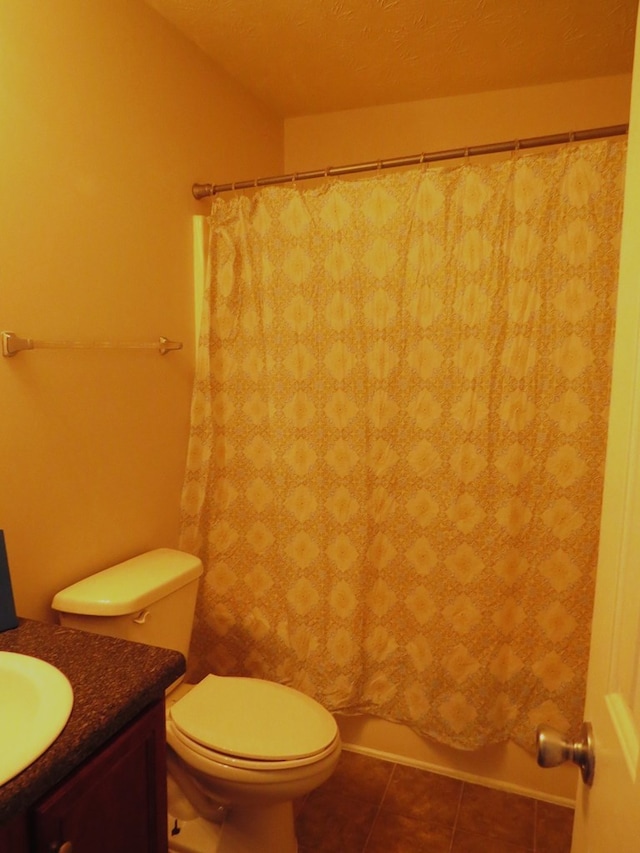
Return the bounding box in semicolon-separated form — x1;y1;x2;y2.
180;139;625;751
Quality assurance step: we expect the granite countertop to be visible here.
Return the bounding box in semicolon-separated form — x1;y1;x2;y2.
0;618;185;824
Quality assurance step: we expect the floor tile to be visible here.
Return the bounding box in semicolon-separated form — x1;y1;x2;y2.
365;811;452;853
535;801;574;853
319;749;395;803
380;764;463;827
296;749;570;852
295;786;379;853
456;783;536;848
451;827;533;852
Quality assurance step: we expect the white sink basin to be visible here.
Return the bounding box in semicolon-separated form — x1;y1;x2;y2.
0;651;74;787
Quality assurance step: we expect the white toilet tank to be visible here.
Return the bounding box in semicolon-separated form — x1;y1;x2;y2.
51;548;203;661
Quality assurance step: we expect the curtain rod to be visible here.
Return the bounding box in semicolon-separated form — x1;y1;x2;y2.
192;124;628;200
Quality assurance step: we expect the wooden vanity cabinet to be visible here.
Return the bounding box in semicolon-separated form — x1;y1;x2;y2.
0;813;29;853
0;699;168;853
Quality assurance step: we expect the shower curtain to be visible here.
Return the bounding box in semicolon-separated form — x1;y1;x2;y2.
180;139;626;751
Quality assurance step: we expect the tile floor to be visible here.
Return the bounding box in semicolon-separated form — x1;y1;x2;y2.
295;749;574;852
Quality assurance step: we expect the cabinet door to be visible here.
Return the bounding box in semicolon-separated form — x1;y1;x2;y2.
0;813;29;853
33;700;168;853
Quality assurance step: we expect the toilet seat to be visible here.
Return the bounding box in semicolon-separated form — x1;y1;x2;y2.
167;719;340;773
168;674;338;764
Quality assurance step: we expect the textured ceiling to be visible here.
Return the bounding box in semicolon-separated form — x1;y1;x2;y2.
144;0;638;117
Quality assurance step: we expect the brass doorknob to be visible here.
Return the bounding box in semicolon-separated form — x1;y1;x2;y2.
536;722;595;785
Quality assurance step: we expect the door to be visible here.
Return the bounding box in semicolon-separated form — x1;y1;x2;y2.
570;13;640;853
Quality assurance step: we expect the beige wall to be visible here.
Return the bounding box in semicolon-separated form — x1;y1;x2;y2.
285;75;632;172
0;0;282;622
1;1;632;641
1;3;632;802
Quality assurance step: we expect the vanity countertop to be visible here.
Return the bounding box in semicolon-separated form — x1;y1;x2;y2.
0;617;185;824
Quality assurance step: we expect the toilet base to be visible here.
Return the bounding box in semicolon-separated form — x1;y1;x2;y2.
168;813;221;853
168;801;298;853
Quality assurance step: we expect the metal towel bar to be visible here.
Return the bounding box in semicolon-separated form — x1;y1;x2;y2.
1;331;182;358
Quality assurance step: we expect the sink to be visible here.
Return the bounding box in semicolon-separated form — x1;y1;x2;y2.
0;651;74;786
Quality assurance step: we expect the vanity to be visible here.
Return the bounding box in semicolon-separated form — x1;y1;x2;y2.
0;618;185;853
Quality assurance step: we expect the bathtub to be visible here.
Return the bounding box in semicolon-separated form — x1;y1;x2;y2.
335;713;576;806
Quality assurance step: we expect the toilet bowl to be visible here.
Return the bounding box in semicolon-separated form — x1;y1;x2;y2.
165;675;341;853
51;549;341;853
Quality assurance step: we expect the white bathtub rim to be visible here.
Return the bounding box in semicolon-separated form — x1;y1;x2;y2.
339;741;575;808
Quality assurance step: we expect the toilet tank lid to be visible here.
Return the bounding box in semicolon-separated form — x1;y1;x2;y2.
51;548;203;616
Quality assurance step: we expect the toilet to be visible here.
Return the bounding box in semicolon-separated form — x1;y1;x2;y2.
51;549;341;853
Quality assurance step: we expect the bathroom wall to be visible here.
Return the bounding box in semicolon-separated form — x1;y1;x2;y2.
0;0;282;622
2;1;632;804
284;74;631;171
282;73;632;806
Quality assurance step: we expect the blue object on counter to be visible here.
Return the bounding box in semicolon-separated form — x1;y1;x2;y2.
0;530;19;632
